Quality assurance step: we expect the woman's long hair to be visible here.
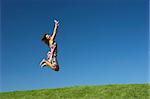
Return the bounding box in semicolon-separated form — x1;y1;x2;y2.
41;33;49;46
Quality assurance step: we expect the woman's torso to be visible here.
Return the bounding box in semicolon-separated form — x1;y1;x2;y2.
49;40;57;54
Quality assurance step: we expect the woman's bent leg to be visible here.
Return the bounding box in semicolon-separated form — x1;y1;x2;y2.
44;60;59;71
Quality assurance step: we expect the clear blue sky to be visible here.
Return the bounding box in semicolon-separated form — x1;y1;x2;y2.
1;0;149;92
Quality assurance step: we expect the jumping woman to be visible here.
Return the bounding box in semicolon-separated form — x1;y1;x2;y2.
40;20;59;71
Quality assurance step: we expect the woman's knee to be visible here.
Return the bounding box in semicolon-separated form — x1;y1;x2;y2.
52;65;59;71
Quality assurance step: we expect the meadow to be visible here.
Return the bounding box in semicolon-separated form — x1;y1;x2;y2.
0;84;149;99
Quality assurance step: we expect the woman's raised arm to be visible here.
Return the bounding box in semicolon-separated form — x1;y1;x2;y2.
51;20;59;41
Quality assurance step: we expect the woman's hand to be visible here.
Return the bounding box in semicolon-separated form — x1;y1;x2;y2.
54;19;59;26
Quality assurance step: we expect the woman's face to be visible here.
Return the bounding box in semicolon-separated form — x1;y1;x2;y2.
46;34;51;40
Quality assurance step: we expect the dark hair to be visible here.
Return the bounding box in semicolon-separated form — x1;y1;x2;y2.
41;33;49;46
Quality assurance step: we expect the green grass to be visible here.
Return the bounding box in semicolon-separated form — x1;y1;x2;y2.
0;84;149;99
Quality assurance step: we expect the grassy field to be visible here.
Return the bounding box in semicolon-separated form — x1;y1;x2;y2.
0;84;149;99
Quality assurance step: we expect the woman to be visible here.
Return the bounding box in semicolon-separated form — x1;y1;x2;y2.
40;20;59;71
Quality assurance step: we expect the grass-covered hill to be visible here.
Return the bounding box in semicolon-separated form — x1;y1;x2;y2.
0;84;149;99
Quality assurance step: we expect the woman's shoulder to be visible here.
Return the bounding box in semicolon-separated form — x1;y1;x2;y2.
49;39;56;45
49;39;53;45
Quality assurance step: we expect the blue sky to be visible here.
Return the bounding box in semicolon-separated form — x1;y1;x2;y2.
1;0;149;92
